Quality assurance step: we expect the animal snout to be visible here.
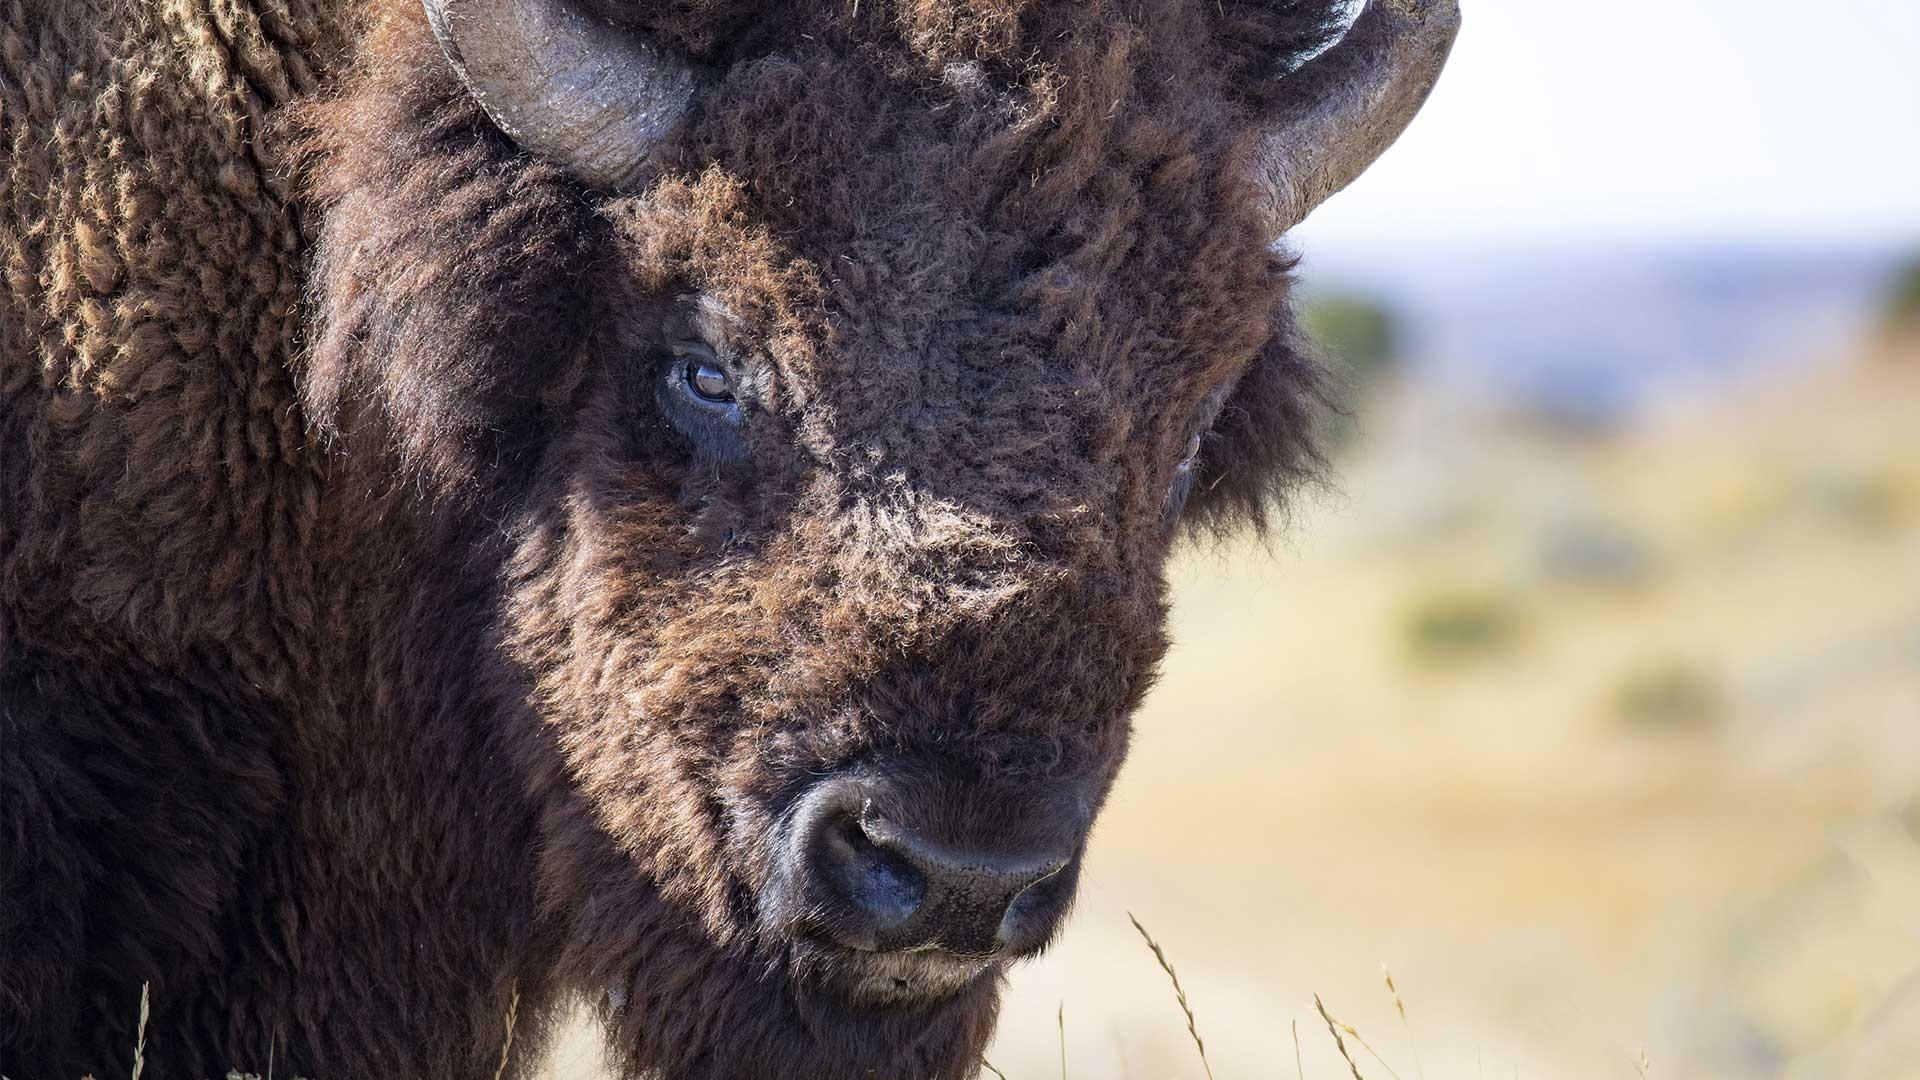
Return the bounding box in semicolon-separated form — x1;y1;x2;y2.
814;809;1069;956
774;773;1086;962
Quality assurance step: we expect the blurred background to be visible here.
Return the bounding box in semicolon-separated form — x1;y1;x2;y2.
555;1;1920;1076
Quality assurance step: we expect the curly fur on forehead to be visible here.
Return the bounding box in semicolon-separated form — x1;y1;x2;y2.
293;0;1336;522
579;0;1348;78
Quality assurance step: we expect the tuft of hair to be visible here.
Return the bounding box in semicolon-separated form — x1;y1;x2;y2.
1183;319;1336;542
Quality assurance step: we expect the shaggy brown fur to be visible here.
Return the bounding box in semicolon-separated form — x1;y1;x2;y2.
0;0;1341;1076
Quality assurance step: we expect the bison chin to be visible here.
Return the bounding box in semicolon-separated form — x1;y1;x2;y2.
560;753;1093;1080
593;923;1007;1080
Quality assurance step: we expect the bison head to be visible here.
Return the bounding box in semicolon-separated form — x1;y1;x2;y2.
294;0;1454;1076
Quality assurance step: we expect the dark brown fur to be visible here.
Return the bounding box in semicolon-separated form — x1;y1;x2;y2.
0;1;1338;1076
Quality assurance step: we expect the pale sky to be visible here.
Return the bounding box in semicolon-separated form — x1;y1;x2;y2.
1292;0;1920;252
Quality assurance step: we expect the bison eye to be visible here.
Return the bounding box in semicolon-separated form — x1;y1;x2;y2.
686;358;733;403
657;340;746;461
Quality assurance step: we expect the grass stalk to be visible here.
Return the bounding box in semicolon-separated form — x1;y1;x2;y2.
132;982;149;1080
1315;994;1366;1080
1056;1001;1065;1080
1127;912;1215;1080
1382;965;1423;1080
1323;1003;1404;1080
493;985;521;1080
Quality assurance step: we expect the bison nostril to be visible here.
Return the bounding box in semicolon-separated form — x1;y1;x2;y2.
995;860;1073;949
777;775;1087;963
858;815;1073;957
815;813;925;938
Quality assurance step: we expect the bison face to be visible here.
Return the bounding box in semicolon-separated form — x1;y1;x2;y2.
512;159;1263;1074
295;0;1452;1076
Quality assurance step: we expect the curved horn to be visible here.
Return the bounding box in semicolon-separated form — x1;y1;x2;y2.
1256;0;1460;233
422;0;704;190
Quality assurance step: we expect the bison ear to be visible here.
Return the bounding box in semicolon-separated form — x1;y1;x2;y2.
1181;328;1330;538
421;0;709;190
1249;0;1459;234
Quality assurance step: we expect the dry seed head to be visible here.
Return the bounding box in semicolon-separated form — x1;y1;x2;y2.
1316;993;1368;1080
1128;912;1216;1080
1381;964;1425;1080
132;982;149;1080
492;984;521;1080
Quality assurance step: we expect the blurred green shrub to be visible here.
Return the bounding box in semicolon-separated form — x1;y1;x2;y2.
1804;462;1919;533
1610;657;1724;731
1305;292;1402;385
1303;292;1403;444
1536;516;1658;590
1883;254;1920;339
1401;587;1521;663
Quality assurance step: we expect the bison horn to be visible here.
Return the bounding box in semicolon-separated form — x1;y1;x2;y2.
421;0;704;190
1256;0;1460;234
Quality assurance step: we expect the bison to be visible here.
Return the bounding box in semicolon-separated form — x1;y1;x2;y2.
0;0;1455;1076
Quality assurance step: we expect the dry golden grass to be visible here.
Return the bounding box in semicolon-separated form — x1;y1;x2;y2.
1315;995;1368;1080
495;984;521;1080
1127;914;1214;1079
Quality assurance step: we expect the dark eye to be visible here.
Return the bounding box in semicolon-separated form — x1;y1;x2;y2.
657;341;746;461
686;358;733;403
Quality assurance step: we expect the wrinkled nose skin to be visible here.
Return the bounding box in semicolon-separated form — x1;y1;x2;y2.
766;772;1089;969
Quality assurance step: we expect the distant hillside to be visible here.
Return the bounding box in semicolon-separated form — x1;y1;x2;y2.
1298;244;1909;426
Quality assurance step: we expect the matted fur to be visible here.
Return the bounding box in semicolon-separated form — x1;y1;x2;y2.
0;0;1341;1076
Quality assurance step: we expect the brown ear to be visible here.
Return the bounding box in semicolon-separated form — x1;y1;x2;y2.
1181;326;1331;538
